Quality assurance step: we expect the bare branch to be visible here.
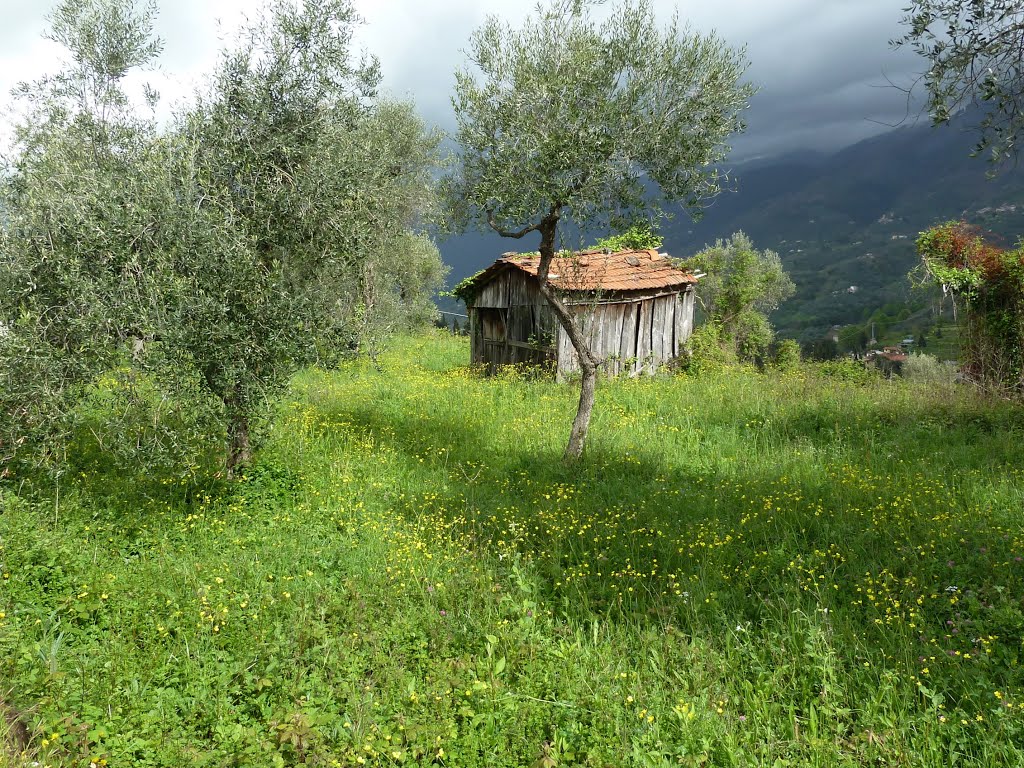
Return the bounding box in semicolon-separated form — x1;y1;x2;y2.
485;209;541;239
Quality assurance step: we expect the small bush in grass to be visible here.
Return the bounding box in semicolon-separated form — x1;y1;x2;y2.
813;358;880;384
682;323;732;375
772;339;802;371
903;352;958;386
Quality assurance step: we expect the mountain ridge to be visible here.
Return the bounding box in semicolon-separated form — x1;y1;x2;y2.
437;112;1024;339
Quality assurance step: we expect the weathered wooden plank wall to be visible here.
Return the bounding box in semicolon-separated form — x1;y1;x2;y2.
471;270;560;369
670;294;680;357
651;297;666;369
619;303;638;374
605;303;626;376
591;308;605;369
475;270;509;308
472;273;697;379
557;322;575;376
469;310;481;363
636;300;653;375
678;289;694;343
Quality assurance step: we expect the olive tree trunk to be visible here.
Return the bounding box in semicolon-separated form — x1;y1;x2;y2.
535;217;600;460
488;208;601;459
223;392;252;477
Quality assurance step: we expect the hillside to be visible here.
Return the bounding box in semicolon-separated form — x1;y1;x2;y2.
3;334;1024;766
667;113;1024;339
438;114;1024;341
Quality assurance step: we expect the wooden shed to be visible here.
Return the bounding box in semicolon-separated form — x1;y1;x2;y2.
459;248;698;379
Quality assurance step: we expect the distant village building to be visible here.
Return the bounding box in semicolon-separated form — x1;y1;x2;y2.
458;248;698;379
866;346;908;377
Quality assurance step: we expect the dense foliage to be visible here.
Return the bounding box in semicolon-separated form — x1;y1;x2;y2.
162;0;444;470
0;0;170;476
680;231;795;362
915;220;1024;390
446;0;754;237
0;0;445;477
590;222;665;253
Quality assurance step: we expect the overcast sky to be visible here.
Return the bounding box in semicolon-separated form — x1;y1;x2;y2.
0;0;926;161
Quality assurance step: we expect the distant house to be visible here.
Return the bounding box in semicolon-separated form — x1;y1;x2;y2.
457;248;698;379
872;347;908;377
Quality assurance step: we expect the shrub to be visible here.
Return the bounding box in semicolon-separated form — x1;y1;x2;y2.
772;339;802;371
902;353;958;386
681;323;732;375
813;358;880;384
914;221;1024;391
679;232;795;363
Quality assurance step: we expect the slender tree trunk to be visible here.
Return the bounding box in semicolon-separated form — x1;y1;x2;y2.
226;414;252;477
487;205;601;459
223;392;252;477
565;354;597;458
534;216;600;460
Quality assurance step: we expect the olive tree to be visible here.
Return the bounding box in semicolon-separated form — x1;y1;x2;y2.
156;0;445;472
350;230;450;362
680;232;794;362
0;0;166;473
2;0;445;478
896;0;1024;164
446;0;754;458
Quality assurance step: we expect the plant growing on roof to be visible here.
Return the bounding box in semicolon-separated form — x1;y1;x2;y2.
445;0;755;459
591;222;664;253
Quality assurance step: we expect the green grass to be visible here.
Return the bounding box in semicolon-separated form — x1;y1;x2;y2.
2;331;1024;766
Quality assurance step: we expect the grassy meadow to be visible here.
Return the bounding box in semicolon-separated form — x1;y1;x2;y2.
2;331;1024;767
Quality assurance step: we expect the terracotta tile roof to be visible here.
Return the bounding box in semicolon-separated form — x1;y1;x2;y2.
481;248;697;293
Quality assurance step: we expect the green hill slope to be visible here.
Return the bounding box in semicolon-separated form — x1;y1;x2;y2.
663;114;1024;339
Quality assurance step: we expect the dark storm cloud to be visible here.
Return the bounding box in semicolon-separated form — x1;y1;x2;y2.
1;0;932;162
365;0;928;161
722;1;925;158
